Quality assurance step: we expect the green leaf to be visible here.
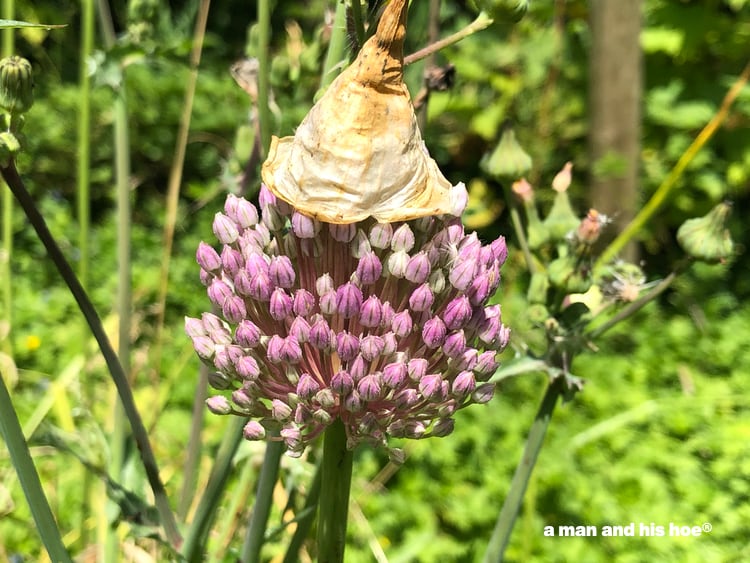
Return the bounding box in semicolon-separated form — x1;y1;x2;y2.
0;19;66;29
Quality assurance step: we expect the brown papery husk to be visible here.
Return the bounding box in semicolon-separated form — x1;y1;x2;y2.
261;0;464;224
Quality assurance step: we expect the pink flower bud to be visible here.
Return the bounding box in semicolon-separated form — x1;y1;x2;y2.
212;212;239;244
196;242;222;272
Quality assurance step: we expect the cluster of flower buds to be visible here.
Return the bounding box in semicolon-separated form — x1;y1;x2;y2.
186;187;509;459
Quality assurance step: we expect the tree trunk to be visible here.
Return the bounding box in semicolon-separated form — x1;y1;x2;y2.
589;0;643;262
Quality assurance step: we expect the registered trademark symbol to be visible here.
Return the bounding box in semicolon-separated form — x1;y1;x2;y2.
702;522;712;533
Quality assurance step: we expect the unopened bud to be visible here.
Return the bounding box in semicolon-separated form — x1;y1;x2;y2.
0;56;34;115
481;127;532;180
677;202;734;264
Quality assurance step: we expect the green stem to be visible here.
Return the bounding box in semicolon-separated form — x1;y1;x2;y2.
404;11;493;65
181;416;246;562
349;0;365;55
317;419;354;563
0;371;73;562
596;58;750;268
1;0;15;351
257;0;272;154
320;0;348;91
77;0;94;289
283;462;322;563
177;366;208;519
483;377;564;562
241;435;284;562
0;162;182;549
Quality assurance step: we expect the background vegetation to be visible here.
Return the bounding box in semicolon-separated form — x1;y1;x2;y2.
1;0;749;561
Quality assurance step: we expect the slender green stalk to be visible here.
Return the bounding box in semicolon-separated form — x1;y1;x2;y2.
596;58;750;268
241;436;284;562
404;11;493;65
1;0;15;350
320;0;348;91
483;377;564;562
349;0;365;54
283;464;322;563
177;366;208;519
181;416;247;562
0;370;73;562
77;0;94;289
153;0;211;381
257;0;272;154
317;419;354;563
0;162;182;548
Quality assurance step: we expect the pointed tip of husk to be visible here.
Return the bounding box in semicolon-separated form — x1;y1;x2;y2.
261;0;464;224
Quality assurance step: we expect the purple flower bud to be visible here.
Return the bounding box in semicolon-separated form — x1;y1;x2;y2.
289;316;311;343
382;331;397;355
452;370;476;398
248;271;273;301
408;283;434;312
222;295;247;324
449;258;478;291
319;289;337;315
185;317;206;338
191;335;214;360
196;242;222;272
316;274;334;296
291;211;320;238
419;374;443;400
203;313;231;344
200;268;213;286
329;223;356;242
262;204;285;231
467;271;492;306
458;233;482;260
432;418;455;437
404;421;426;439
475;351;499;379
442;330;467;358
206;395;233;415
309;316;335;350
491;236;508;265
296;373;321;400
369;222;393;249
391;224;415;252
349;354;368;382
407;358;429;381
281;426;302;451
453;348;478;371
280;337;302;363
220;247;244;278
405;252;432;284
472;383;495;404
478;312;503;346
239;229;265;255
266;335;285;363
391;310;413;337
350;229;371;258
231;388;255;410
258;184;276;208
428;270;446;294
380;301;395;327
225;194;259;228
360;335;385;361
443;295;472;330
336;331;360;362
383;361;407;387
394;388;419;408
386;250;409;278
331;370;354;395
236;355;260;380
358;372;383;401
336;282;363;318
272;399;293;420
422;316;447;348
269;255;296;288
344;391;363;412
243;420;267;440
235;320;261;347
294;404;311;425
207;279;233;308
356;251;383;285
269;288;293;321
293;289;315;316
213;212;239;244
360;295;383;328
245;253;270;277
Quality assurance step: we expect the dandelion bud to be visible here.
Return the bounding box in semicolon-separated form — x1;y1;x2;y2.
0;56;34;114
677;202;734;264
481;127;532;180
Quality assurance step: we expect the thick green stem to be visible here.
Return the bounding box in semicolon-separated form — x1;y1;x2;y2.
0;369;72;562
283;462;322;563
0;163;182;549
317;419;354;563
257;0;272;155
77;0;94;289
349;0;365;55
241;435;284;562
320;0;348;91
483;377;564;562
1;0;15;351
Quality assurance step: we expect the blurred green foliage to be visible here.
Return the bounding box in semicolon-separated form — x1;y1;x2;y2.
2;0;749;560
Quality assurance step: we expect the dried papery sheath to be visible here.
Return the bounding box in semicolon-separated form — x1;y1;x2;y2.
187;0;510;459
261;0;465;224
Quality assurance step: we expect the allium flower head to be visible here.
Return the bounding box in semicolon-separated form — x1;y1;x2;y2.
186;0;509;459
